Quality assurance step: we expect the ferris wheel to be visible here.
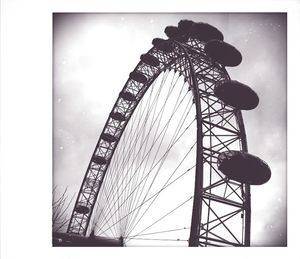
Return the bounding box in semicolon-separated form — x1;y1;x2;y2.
54;20;271;247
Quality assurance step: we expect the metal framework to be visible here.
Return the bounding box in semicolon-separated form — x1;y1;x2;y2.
66;29;251;247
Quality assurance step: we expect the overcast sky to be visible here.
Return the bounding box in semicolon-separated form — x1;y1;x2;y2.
53;13;287;246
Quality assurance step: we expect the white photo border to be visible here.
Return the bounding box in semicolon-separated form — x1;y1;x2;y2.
1;0;299;258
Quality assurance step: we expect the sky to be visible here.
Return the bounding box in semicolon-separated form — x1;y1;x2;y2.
53;13;287;246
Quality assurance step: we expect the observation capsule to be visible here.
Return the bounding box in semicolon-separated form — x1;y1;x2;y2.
214;80;259;110
189;22;224;42
217;150;271;185
204;40;242;66
110;112;127;122
75;204;90;214
178;19;194;34
119;91;136;102
164;25;189;42
102;133;117;143
129;71;147;84
152;38;174;53
92;156;107;165
164;25;181;38
140;53;160;67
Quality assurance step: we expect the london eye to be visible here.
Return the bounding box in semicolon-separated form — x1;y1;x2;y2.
53;19;271;247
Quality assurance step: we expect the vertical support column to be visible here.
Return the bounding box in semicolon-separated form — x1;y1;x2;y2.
236;110;251;246
173;41;204;247
244;184;251;246
188;91;204;246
